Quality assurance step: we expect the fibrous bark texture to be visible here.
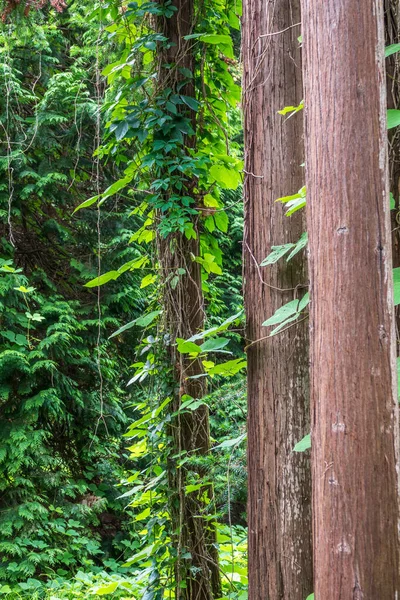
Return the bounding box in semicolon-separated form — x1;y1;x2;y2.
242;1;312;598
301;0;400;597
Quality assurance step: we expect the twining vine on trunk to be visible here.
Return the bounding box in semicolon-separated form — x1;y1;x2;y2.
157;1;221;598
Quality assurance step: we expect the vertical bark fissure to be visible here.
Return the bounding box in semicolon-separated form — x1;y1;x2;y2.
242;1;313;598
302;0;400;597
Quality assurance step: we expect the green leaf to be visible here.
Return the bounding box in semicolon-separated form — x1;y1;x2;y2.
387;109;400;129
109;311;161;339
261;244;294;266
199;34;233;46
188;310;244;342
209;164;241;190
180;95;200;111
206;358;247;377
200;338;230;352
115;120;129;141
298;292;310;312
293;433;311;452
135;311;161;327
140;274;157;288
176;338;201;354
390;192;396;211
263;300;300;327
213;433;246;450
306;595;314;600
287;232;308;260
73;195;99;214
94;581;119;595
214;211;229;233
397;356;400;402
386;43;400;58
394;267;400;305
84;271;120;288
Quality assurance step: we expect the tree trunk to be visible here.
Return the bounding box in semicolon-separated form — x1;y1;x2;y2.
242;1;313;599
157;1;221;598
301;0;400;597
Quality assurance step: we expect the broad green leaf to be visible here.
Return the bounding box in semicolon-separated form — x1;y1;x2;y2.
397;356;400;402
209;164;241;190
207;358;247;377
298;292;310;312
84;271;120;288
102;175;131;200
199;34;233;45
287;232;308;260
285;197;306;216
293;433;311;452
213;433;246;450
187;310;244;342
394;267;400;305
115;120;129;141
135;311;161;327
261;244;294;266
94;582;119;595
387;109;400;129
123;544;155;566
200;338;230;352
390;192;396;210
214;211;229;233
269;314;301;336
176;338;201;354
263;300;300;327
73;195;99;214
140;274;157;288
386;43;400;58
180;95;200;111
109;311;161;339
306;595;314;600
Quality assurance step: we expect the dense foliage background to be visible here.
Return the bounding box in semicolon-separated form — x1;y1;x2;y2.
0;1;246;597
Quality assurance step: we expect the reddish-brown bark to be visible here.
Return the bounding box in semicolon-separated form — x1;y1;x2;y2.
301;0;400;596
242;1;312;598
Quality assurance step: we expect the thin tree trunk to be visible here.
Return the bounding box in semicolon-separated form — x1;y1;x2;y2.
157;1;221;598
242;1;312;598
301;1;400;596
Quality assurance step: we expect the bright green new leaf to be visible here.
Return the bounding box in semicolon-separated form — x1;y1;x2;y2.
293;433;311;452
209;164;241;190
388;109;400;129
140;274;157;288
214;211;229;233
84;271;120;288
207;358;247;377
176;338;201;355
386;43;400;58
73;195;99;214
199;34;233;45
397;356;400;402
306;595;314;600
394;268;400;305
94;582;119;595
